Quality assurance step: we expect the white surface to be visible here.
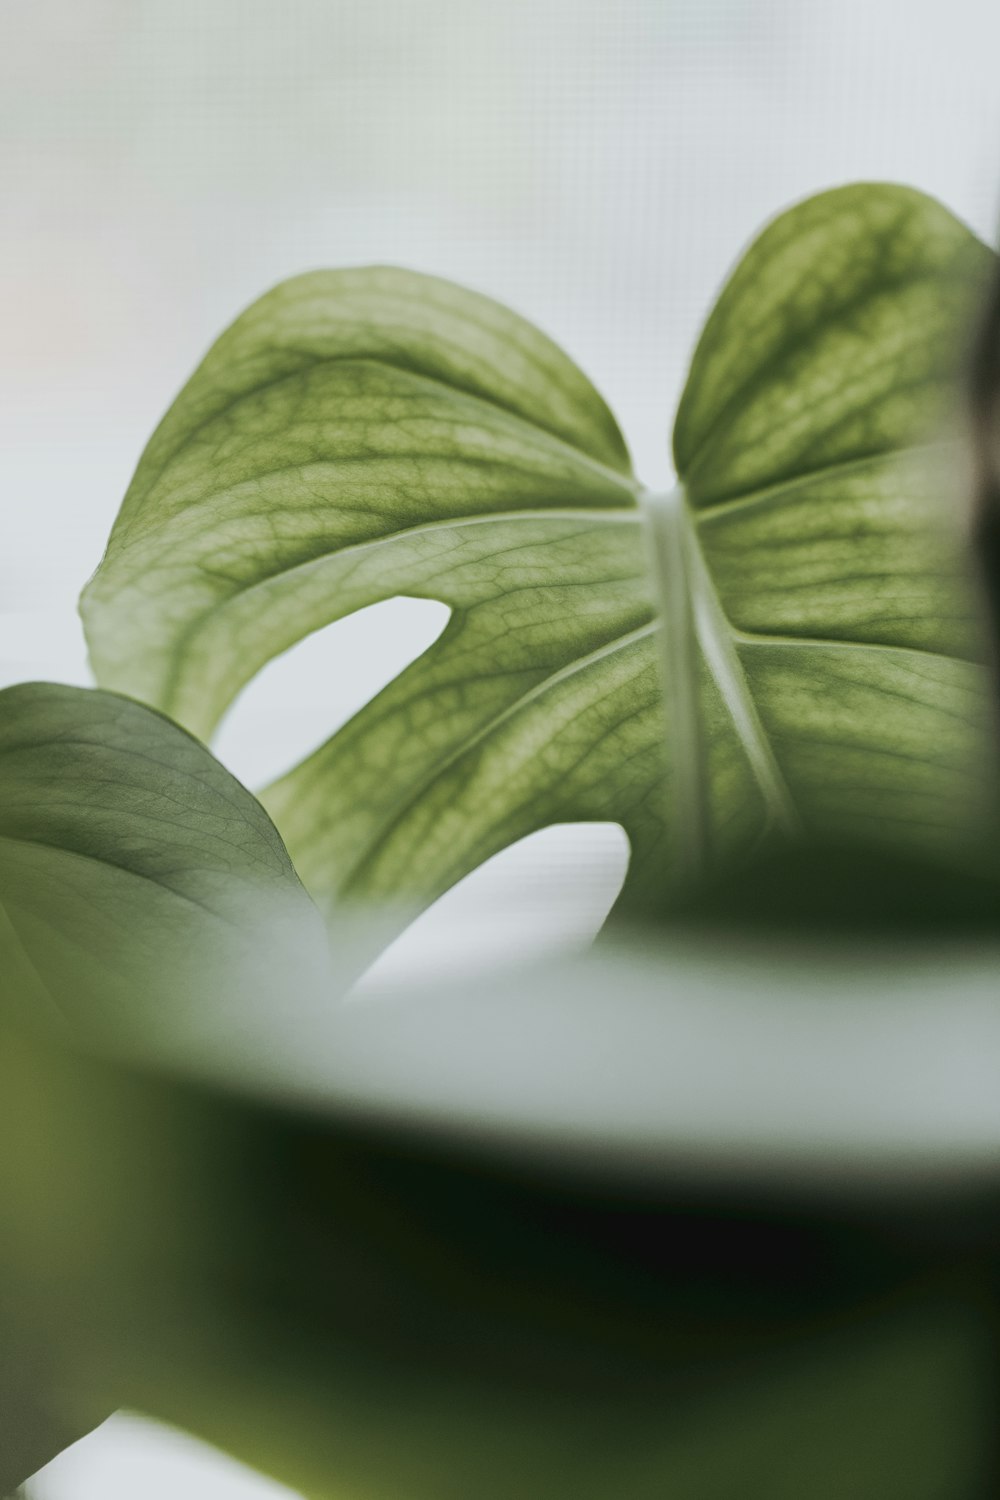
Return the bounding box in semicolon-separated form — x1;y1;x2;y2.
136;923;1000;1187
28;1414;304;1500
5;0;1000;1493
336;938;1000;1183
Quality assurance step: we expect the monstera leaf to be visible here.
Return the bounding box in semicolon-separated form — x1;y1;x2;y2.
81;184;996;937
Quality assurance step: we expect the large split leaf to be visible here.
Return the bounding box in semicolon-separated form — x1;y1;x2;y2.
81;185;996;937
0;681;330;1041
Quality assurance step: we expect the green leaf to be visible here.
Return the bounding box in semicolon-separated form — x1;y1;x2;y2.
81;186;996;938
0;681;331;1042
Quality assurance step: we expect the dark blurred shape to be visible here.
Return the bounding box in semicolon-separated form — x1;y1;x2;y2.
1;1010;998;1499
670;840;1000;935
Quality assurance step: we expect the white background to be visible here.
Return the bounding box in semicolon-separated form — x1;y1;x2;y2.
4;1;1000;1494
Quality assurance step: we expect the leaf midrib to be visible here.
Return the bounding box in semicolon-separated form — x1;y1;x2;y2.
642;489;801;884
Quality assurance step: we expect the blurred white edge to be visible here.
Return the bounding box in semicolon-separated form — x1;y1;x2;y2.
106;920;1000;1198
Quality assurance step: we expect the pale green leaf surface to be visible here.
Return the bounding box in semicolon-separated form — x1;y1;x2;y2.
674;186;986;504
0;682;330;1038
82;186;995;936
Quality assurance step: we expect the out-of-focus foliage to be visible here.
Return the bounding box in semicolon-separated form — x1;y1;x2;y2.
83;186;996;946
